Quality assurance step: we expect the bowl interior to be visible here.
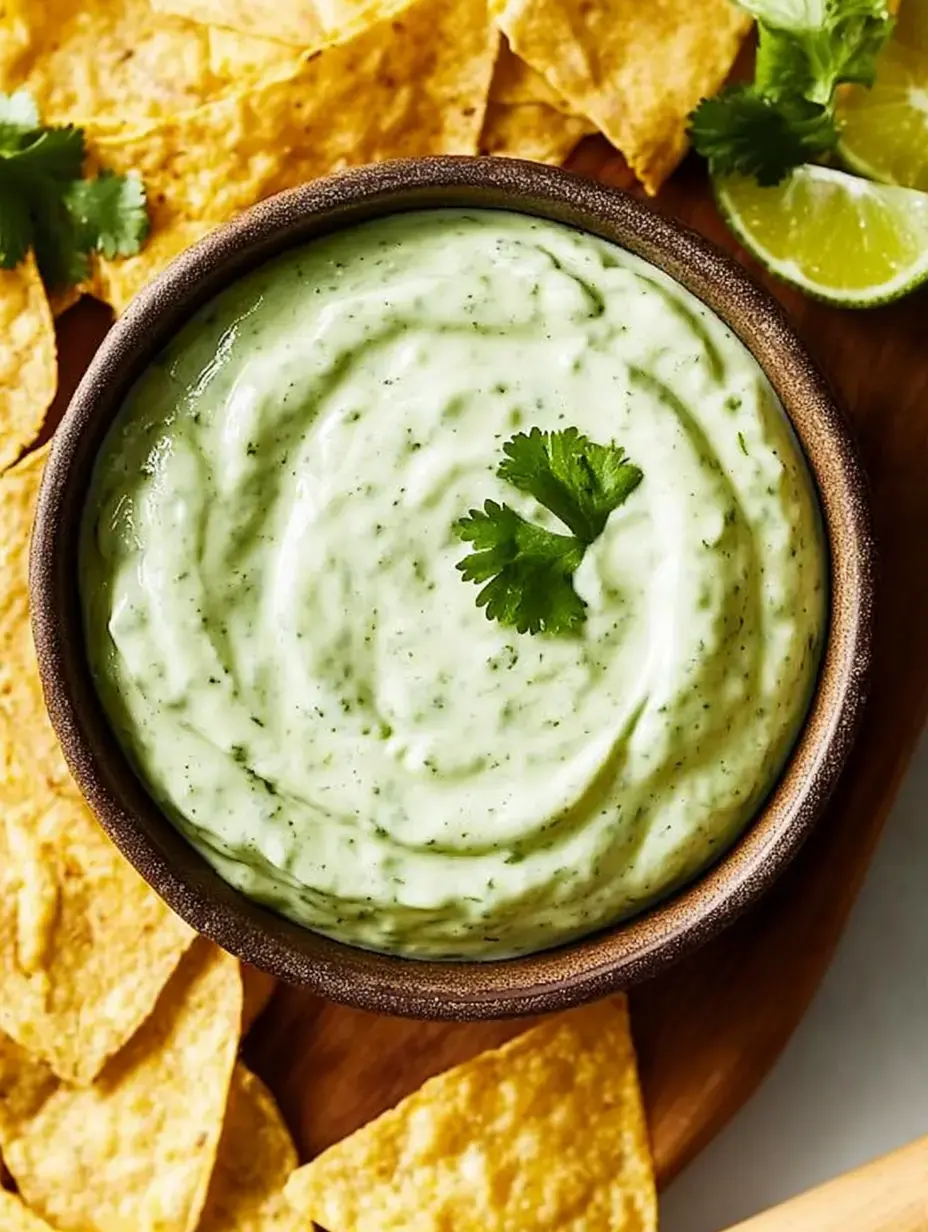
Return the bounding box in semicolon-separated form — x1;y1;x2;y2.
30;157;874;1018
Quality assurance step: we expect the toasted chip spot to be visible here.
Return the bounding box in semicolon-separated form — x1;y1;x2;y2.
491;0;752;193
285;995;656;1232
0;257;55;475
3;941;242;1232
198;1064;300;1231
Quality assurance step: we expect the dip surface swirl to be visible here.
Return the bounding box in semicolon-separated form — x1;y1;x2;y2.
81;210;826;959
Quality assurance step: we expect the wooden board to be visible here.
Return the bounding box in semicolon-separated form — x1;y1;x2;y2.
51;143;928;1190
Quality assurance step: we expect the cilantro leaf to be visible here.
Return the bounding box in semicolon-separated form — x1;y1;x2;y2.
690;85;837;185
64;172;149;258
0;91;149;289
0;182;31;269
456;501;587;636
455;430;643;637
13;126;85;181
689;0;894;187
498;427;643;543
749;0;895;103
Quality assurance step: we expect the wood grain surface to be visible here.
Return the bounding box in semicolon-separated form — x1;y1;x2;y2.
52;142;928;1189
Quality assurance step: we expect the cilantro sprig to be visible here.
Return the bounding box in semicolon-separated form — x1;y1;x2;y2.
689;0;895;186
455;428;643;637
0;90;148;289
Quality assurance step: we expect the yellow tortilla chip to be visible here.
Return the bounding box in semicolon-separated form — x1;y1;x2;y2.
480;40;592;163
491;0;752;193
0;1030;56;1145
0;256;55;476
480;103;592;163
0;767;196;1084
0;0;289;128
0;447;69;790
241;964;277;1034
198;1064;300;1232
0;1190;59;1232
0;449;195;1083
150;0;415;51
4;940;241;1232
285;994;656;1232
88;0;498;245
490;39;574;111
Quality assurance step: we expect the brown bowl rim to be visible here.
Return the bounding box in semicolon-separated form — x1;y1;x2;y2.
30;156;875;1019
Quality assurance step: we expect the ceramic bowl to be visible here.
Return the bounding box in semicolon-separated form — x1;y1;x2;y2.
29;157;875;1019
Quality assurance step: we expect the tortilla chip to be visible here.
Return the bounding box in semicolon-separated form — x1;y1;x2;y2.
0;447;70;790
490;39;573;111
150;0;415;50
241;965;277;1034
88;0;498;242
0;767;196;1084
198;1064;299;1232
0;257;55;476
0;447;195;1085
0;1030;56;1145
96;221;217;316
0;0;288;128
0;1190;59;1232
4;940;241;1232
285;994;656;1232
480;103;592;163
491;0;752;193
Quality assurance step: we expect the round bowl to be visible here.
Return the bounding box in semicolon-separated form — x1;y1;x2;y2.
30;156;875;1019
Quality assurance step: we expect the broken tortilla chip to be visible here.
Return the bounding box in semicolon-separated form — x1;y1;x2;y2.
0;1190;59;1232
491;0;752;193
150;0;415;51
285;994;656;1232
87;0;498;236
4;940;241;1232
198;1064;300;1232
0;257;55;475
0;0;289;129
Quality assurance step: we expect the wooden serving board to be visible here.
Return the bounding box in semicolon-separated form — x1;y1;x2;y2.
50;144;928;1189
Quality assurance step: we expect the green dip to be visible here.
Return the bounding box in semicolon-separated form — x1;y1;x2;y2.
80;209;826;959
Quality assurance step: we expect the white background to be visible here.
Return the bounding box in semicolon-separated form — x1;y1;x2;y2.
661;728;928;1230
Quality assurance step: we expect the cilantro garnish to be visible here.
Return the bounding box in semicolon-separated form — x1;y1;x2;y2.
0;90;148;289
689;86;838;187
455;428;643;637
689;0;894;185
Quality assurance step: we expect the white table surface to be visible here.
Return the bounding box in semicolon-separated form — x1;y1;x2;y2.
661;725;928;1231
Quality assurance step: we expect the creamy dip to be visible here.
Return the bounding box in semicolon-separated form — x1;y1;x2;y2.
80;209;826;959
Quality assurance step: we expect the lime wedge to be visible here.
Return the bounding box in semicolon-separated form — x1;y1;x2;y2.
715;164;928;306
836;9;928;191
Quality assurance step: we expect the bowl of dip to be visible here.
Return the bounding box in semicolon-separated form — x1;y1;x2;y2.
31;157;874;1018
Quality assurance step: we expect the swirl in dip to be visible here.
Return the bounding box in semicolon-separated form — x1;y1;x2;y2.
80;209;826;959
